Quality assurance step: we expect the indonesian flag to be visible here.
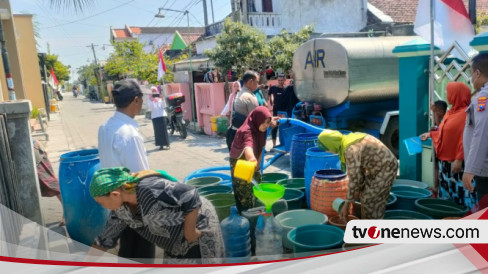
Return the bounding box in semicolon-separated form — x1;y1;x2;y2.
157;49;167;81
49;68;59;88
414;0;475;60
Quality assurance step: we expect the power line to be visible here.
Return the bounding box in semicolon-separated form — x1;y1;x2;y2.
43;0;137;29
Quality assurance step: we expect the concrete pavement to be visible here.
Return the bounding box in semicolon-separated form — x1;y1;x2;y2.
40;91;290;225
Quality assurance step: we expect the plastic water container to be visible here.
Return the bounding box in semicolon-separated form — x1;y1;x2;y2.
404;136;423;155
290;133;319;178
281;126;306;152
390;186;431;211
310;169;348;217
221;206;251;263
255;213;283;261
59;149;109;246
305;147;341;207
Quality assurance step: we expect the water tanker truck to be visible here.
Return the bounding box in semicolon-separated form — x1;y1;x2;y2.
292;36;414;157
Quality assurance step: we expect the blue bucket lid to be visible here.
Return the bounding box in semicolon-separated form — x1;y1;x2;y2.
60;149;99;163
313;169;346;180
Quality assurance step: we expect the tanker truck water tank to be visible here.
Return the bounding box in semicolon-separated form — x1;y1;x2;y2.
293;36;414;108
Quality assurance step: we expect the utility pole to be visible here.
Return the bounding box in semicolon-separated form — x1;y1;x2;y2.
203;0;208;26
87;43;103;100
210;0;215;23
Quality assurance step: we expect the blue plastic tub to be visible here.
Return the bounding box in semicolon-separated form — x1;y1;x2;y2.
283;189;305;210
290;133;319;178
288;224;344;254
59;149;108;246
384;210;433;220
198;185;233;197
304;147;341;207
390;186;432;211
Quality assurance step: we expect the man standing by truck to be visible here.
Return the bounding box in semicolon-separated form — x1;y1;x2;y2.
269;73;288;147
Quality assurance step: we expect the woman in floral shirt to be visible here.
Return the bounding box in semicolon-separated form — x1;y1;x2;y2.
88;167;224;264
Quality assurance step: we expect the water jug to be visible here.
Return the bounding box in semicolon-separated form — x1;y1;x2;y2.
221;206;251;263
255;213;283;261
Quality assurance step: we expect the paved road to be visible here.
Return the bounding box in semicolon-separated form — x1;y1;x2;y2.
41;92;289;226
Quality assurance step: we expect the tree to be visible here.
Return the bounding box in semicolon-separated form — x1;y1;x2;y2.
267;25;314;73
41;53;70;83
77;63;98;88
205;19;268;76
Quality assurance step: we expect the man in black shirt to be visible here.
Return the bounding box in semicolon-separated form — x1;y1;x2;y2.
269;73;287;147
286;69;300;117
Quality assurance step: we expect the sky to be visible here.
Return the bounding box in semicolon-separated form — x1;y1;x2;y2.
11;0;232;79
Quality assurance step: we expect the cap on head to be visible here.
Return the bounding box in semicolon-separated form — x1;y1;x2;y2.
112;80;143;109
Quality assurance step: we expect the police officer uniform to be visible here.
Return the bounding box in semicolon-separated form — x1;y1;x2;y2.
464;83;488;200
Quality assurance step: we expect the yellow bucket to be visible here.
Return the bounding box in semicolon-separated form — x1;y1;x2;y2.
211;122;218;132
104;96;110;103
234;160;257;182
210;115;219;123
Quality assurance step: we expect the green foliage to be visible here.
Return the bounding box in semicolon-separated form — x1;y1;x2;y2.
30;107;39;119
205;19;268;75
267;25;314;72
42;53;70;83
476;12;488;34
104;40;186;84
206;20;313;78
77;63;98;87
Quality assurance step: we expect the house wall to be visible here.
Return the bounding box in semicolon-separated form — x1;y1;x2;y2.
195;37;217;55
0;0;25;100
137;33;176;53
13;15;44;109
280;0;367;34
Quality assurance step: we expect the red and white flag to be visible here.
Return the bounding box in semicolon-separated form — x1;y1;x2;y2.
157;49;167;81
49;67;59;88
414;0;475;59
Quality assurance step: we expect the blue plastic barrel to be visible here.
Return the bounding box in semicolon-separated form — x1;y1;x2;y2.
58;149;109;246
281;126;306;152
290;133;319;178
278;123;292;148
221;206;251;263
304;147;341;207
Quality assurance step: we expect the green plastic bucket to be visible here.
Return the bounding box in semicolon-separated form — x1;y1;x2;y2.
391;186;431;210
283;189;305;210
276;210;328;250
216;117;228;134
384;210;433;220
414;198;469;219
198;185;232;197
205;193;235;222
393;179;428;189
287;224;344;255
261;173;289;184
186;176;222;189
277;178;305;191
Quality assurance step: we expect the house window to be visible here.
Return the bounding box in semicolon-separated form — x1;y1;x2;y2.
262;0;273;12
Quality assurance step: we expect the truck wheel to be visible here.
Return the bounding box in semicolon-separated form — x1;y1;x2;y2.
381;117;399;158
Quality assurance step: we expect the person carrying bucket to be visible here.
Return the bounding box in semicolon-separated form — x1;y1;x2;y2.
87;167;225;264
229;106;276;213
317;130;398;219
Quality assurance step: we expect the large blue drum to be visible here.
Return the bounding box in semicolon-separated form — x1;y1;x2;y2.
59;149;108;246
290;133;319;178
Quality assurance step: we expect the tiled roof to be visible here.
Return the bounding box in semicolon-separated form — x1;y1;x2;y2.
111;26;204;39
369;0;488;24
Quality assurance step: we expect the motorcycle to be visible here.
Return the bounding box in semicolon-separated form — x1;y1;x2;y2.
165;93;187;139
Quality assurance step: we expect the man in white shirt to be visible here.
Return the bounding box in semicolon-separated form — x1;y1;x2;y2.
97;79;154;261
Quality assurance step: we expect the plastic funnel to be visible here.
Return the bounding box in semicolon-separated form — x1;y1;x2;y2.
253;183;285;212
404;137;423;156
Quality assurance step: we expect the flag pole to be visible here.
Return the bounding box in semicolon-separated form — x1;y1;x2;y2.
429;0;436;186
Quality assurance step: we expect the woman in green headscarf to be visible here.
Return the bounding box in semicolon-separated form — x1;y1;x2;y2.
318;130;398;220
88;167;224;264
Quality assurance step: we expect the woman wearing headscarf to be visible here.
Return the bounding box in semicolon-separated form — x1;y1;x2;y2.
147;86;170;150
88;168;224;264
318;130;398;219
229;106;273;213
220;81;241;116
420;82;476;208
